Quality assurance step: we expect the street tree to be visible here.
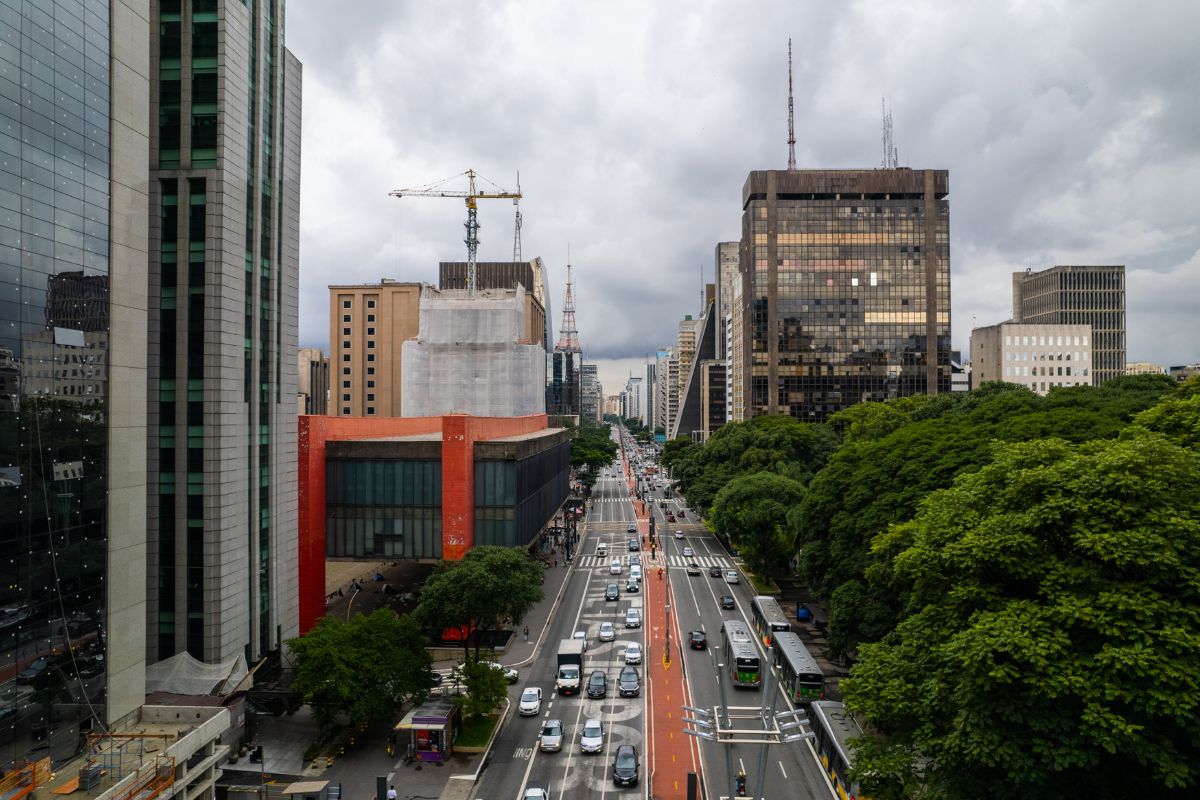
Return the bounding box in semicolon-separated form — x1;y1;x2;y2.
288;609;432;731
453;659;509;719
414;546;545;660
843;431;1200;799
709;471;805;577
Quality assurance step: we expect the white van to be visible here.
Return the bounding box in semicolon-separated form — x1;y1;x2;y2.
609;558;622;575
629;564;642;582
597;542;608;557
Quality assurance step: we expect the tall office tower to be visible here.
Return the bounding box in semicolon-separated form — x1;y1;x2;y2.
737;169;952;422
676;314;700;399
297;347;329;414
654;349;679;436
714;242;739;360
699;360;728;440
624;376;643;423
147;0;302;663
580;363;600;422
329;282;426;417
1012;265;1125;386
644;362;656;432
0;0;150;761
547;263;582;416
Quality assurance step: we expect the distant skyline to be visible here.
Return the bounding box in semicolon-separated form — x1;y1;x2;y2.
288;1;1200;378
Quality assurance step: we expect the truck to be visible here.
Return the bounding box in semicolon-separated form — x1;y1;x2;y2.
555;639;585;695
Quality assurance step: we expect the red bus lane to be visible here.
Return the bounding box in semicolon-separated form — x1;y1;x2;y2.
646;541;702;798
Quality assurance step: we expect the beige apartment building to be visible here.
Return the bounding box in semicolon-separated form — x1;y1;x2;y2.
970;322;1092;395
330;280;546;417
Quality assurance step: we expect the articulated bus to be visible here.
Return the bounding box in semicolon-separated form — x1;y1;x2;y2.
809;700;866;800
721;620;761;688
749;595;792;647
772;630;825;704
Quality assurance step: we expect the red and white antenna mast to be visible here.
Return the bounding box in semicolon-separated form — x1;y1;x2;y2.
787;38;797;171
555;257;582;353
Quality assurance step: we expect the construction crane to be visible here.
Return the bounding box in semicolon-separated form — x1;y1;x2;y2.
388;169;522;295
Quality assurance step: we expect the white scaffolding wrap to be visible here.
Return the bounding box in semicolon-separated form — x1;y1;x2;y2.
402;287;547;417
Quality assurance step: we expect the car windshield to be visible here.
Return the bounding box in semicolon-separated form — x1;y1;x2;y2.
616;750;636;769
583;722;601;737
543;722;561;735
622;668;637;681
522;689;538;701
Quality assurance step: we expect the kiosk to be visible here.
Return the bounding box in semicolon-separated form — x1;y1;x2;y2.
394;698;461;763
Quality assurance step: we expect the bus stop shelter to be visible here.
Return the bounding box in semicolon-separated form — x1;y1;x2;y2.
394;698;461;763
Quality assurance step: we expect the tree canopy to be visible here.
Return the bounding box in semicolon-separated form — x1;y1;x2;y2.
570;420;618;489
709;471;806;576
414;545;545;659
288;609;433;730
843;430;1200;799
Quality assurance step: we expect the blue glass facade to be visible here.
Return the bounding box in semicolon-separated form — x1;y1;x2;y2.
0;0;111;765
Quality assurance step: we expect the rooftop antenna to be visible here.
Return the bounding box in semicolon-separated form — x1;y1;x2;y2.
881;98;899;168
787;39;797;170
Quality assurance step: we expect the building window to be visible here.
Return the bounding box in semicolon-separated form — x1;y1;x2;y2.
367;354;375;362
367;341;375;349
367;328;375;336
368;314;375;322
367;299;376;309
343;314;351;322
367;393;375;401
367;367;375;375
343;406;350;414
342;341;350;348
343;327;350;335
343;367;351;375
343;300;351;308
343;380;350;388
366;407;375;415
367;380;375;388
342;394;350;402
343;354;351;361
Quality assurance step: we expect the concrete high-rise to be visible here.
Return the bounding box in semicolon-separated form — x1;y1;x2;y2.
736;169;952;422
970;322;1093;394
147;0;302;663
1012;265;1125;386
581;363;601;422
0;0;150;762
298;347;329;415
714;242;739;360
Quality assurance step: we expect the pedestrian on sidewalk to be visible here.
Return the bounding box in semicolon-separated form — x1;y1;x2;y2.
387;786;397;800
523;626;529;642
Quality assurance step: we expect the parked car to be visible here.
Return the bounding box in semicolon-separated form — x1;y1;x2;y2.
612;744;640;787
483;661;519;683
599;622;616;642
519;687;543;716
720;594;736;610
624;643;642;665
587;670;608;699
689;630;707;650
618;665;641;697
580;718;605;753
686;562;701;576
539;719;564;752
624;608;641;628
724;569;740;584
605;583;620;601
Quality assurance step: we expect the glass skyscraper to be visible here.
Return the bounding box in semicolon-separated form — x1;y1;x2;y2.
0;0;150;765
147;0;301;664
735;168;951;421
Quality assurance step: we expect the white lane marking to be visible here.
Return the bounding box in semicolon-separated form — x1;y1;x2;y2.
778;760;788;779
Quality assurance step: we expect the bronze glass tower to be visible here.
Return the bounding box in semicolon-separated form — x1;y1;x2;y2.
737;169;951;421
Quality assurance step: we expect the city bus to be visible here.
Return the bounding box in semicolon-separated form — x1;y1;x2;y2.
809;701;865;800
749;595;792;647
721;620;761;688
772;631;824;704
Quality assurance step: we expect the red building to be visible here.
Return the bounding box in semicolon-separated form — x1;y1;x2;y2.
298;413;570;633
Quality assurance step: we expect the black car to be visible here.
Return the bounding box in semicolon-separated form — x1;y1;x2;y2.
618;665;641;697
709;565;722;578
605;583;620;601
627;538;639;551
612;744;640;787
720;594;736;610
689;630;707;650
587;670;608;699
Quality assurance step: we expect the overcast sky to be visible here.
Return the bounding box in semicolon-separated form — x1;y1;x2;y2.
288;1;1199;395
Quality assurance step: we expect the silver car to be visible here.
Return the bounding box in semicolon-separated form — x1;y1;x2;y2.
579;718;604;753
598;621;616;642
624;608;642;628
539;719;564;752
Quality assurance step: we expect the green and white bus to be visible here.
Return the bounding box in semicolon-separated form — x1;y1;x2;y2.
749;595;792;647
721;619;761;688
772;630;824;704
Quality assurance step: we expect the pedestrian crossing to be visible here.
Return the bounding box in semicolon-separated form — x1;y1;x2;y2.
574;554;731;569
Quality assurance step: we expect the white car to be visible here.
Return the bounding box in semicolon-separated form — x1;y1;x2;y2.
573;630;589;652
624;643;642;665
682;546;694;558
598;621;616;642
539;719;564;752
674;530;684;540
579;718;604;753
609;558;622;575
724;569;740;584
483;661;519;683
519;687;543;716
523;788;549;800
624;608;642;628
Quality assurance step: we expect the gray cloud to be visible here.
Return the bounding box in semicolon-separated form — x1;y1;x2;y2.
288;0;1200;372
